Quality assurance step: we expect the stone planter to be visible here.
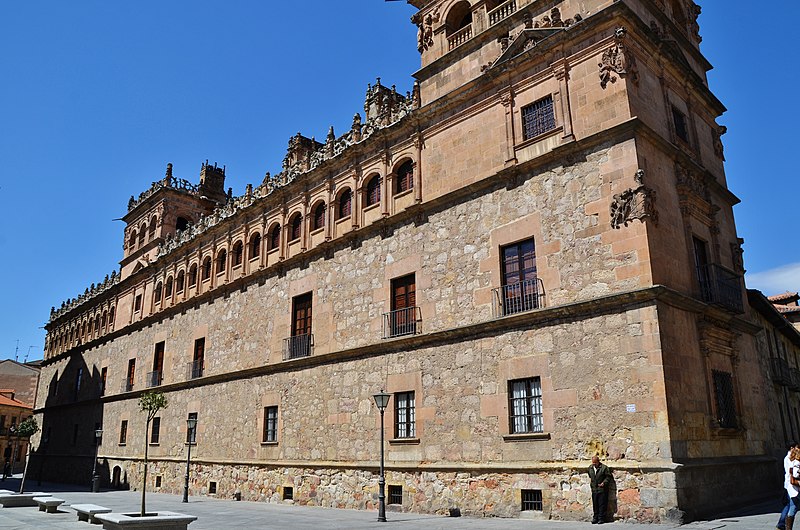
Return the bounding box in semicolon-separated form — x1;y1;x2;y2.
94;511;197;530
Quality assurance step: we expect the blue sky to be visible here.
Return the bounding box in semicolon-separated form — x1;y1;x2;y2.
0;1;797;361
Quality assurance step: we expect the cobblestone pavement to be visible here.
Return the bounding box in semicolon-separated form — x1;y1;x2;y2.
0;476;785;529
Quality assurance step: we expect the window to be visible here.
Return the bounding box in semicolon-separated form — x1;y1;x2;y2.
263;406;278;443
149;216;157;239
202;257;212;280
286;293;313;359
109;306;115;328
672;106;689;143
395;161;414;195
75;366;83;398
499;239;540;315
150;342;164;387
693;236;711;302
388;485;403;505
191;338;205;379
150;417;161;444
176;271;185;294
209;481;217;494
100;366;107;396
139;225;146;246
289;214;303;241
232;241;244;266
129;230;137;249
282;486;293;500
176;216;189;232
72;424;79;446
153;282;163;305
165;277;173;299
155;476;162;488
521;489;543;511
249;233;261;259
187;412;198;444
365;174;381;206
312;203;326;230
188;264;198;287
268;224;281;251
508;377;543;434
134;295;142;313
337;189;352;219
712;370;737;428
386;274;417;338
216;249;227;274
521;96;556;140
394;391;416;439
126;359;136;392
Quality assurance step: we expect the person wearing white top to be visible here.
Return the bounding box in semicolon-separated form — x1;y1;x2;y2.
784;446;800;530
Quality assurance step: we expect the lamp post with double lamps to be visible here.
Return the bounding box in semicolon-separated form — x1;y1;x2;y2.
372;390;390;523
183;416;197;503
91;429;103;492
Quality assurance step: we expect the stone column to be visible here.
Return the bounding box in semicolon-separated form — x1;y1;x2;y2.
553;61;575;141
413;135;423;203
500;90;517;166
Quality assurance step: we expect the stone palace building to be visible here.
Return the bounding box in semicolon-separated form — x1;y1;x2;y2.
33;0;784;523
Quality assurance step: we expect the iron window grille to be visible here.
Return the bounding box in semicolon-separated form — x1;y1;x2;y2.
263;406;278;443
712;370;738;429
521;96;556;140
394;391;416;439
388;485;403;505
509;377;544;434
521;489;543;511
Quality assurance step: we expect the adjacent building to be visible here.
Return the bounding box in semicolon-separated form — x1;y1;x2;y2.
33;0;776;523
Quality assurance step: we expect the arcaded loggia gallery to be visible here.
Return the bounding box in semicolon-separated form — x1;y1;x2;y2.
34;0;787;523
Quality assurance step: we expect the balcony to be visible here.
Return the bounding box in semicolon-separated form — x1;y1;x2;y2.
447;24;473;51
791;368;800;392
146;370;162;388
771;357;792;386
492;278;545;318
121;380;134;393
488;0;517;26
697;263;744;313
188;359;204;379
283;333;313;360
382;307;422;339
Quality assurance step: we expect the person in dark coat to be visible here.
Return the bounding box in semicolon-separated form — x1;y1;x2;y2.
588;455;613;524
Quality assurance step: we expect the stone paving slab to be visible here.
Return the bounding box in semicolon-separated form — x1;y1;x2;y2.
0;477;786;530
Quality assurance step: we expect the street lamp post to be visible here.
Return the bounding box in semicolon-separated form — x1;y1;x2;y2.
372;390;390;523
183;416;197;503
91;429;103;492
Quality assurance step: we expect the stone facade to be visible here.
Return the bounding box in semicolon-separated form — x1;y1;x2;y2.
33;0;776;524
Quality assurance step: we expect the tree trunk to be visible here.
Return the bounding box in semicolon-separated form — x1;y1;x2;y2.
18;442;31;493
141;419;149;517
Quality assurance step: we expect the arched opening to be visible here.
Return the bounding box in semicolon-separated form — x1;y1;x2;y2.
394;159;414;195
139;224;147;246
232;241;244;266
249;233;262;259
165;276;173;299
365;174;381;207
128;230;137;249
112;466;122;488
445;1;472;36
336;188;352;220
216;249;227;274
202;257;212;281
176;270;185;293
268;224;281;251
153;282;163;305
289;213;303;242
149;216;157;240
312;202;326;231
176;216;190;232
189;264;199;286
109;307;115;331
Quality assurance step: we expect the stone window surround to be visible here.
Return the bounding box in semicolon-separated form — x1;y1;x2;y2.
376;254;434;341
385;370;435;444
258;392;281;446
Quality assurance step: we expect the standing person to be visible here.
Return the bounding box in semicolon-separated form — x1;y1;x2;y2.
785;446;800;530
589;455;613;524
778;442;799;530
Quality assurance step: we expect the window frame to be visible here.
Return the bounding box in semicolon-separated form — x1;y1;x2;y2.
712;370;738;429
521;95;557;141
150;416;161;445
263;406;278;443
394;391;416;439
394;161;414;195
337;188;352;220
508;377;544;434
365;174;381;207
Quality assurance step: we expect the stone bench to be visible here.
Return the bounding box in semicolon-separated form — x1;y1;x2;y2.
94;511;197;530
0;492;51;507
72;503;113;524
34;496;65;513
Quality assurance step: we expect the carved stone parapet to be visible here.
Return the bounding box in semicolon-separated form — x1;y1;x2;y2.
610;169;658;229
599;27;639;89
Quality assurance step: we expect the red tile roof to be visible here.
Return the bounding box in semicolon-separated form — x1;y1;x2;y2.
0;394;31;409
769;291;799;303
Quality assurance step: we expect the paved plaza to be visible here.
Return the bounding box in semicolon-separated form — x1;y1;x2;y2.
0;476;786;529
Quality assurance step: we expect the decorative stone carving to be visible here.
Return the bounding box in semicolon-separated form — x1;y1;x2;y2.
610;169;659;229
599;27;639;89
713;125;726;160
689;2;702;42
413;8;439;53
731;238;745;273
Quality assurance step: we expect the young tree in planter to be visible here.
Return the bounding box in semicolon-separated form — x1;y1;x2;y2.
139;392;168;516
15;417;39;493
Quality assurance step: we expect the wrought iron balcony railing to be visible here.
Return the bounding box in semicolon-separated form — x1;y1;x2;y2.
122;380;134;393
283;333;313;360
146;370;162;388
492;278;545;318
488;0;517;26
697;263;744;314
382;307;422;339
771;357;792;387
188;359;204;379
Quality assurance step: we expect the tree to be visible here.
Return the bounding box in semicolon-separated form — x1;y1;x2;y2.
15;417;39;494
138;392;167;516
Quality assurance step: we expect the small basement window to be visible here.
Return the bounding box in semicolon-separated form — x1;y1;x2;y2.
388;485;403;505
283;486;293;500
155;476;162;488
521;489;543;511
208;481;217;494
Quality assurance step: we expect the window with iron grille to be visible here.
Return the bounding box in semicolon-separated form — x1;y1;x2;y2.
119;420;128;445
150;417;161;444
672;106;689;143
521;96;556;140
263;406;278;443
499;238;539;315
388;485;403;505
395;160;414;195
508;377;543;434
712;370;737;428
521;489;543;511
388;274;417;338
365;174;381;206
394;391;416;439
